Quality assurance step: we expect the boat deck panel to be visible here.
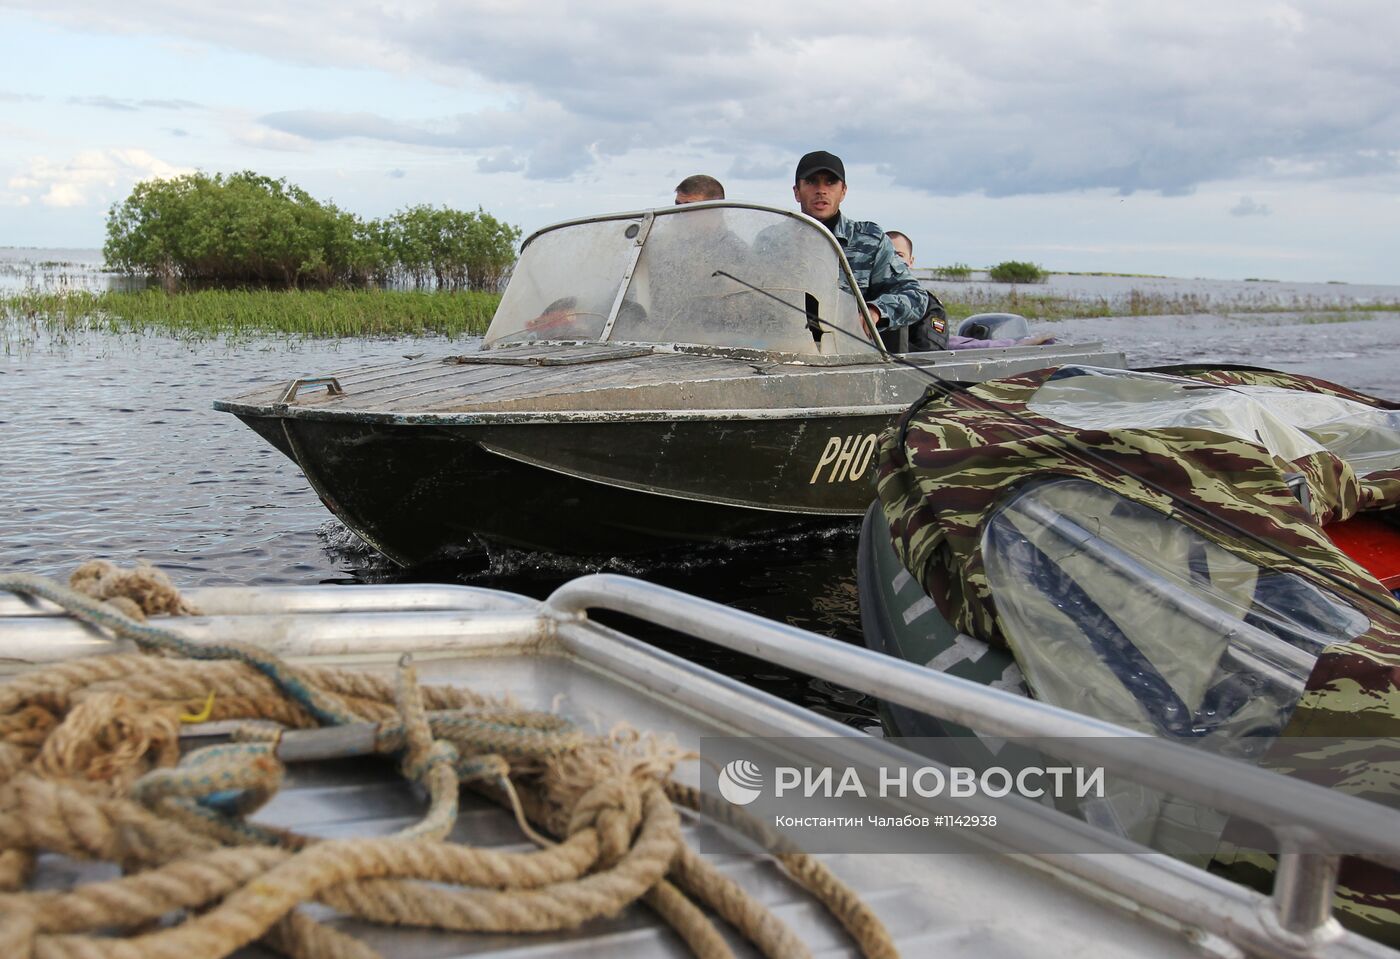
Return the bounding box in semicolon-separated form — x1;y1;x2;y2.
5;583;1310;958
221;344;1126;418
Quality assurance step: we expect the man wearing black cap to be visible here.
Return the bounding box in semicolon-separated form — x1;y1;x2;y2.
792;151;928;347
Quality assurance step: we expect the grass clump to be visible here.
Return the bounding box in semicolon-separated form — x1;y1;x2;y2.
931;263;973;281
2;289;500;339
987;260;1048;284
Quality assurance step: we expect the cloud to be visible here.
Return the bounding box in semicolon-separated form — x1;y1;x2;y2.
230;124;312;152
476;152;524;174
68;95;138;112
1230;196;1272;217
16;1;1400;196
140;98;201;110
4;149;191;208
727;158;789;180
68;95;203;112
261;102;606;179
259;109;443;144
387;167;406;178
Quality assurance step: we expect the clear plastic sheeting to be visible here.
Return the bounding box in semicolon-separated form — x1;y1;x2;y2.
981;478;1369;851
1241;385;1400;477
983;478;1366;743
482;204;878;355
1027;367;1400;477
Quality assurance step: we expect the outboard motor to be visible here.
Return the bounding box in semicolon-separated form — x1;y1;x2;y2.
957;312;1030;341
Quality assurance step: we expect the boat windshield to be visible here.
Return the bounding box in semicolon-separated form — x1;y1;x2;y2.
483;203;878;356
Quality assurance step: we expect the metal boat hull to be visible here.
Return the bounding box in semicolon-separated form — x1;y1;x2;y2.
219;340;1126;561
240;408;897;560
9;573;1385;957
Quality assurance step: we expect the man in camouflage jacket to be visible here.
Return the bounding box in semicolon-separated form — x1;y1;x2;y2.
791;151;928;338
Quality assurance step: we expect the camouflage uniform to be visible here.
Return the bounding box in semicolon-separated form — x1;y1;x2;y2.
826;213;929;332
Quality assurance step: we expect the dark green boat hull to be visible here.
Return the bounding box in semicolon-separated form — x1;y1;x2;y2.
239;411;896;562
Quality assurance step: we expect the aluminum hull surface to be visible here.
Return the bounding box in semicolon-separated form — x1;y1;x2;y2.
5;575;1394;957
217;342;1123;560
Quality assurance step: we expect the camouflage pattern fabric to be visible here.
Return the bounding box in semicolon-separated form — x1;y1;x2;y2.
875;364;1400;943
828;213;929;331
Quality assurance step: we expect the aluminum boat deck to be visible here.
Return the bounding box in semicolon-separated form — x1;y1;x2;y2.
4;575;1397;958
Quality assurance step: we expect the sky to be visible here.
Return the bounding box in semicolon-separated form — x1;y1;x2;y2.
1;1;1398;283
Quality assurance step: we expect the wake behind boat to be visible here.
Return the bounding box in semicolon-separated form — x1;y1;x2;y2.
215;202;1117;562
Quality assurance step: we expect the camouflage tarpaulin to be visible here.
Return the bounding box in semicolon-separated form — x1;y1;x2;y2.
875;364;1400;942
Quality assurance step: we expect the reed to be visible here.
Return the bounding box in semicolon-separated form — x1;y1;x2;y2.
0;289;501;338
5;286;1394;341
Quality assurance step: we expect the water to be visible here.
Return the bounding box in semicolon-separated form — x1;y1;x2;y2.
1038;311;1400;398
0;247;144;293
920;269;1400;308
0;324;885;726
3;257;1399;732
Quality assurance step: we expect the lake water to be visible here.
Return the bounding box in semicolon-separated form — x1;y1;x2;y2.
0;247;145;293
917;268;1400;309
3;257;1399;730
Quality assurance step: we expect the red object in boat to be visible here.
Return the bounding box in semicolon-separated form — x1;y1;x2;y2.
1327;513;1400;589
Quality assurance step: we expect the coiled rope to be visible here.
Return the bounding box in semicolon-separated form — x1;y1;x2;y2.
0;562;898;959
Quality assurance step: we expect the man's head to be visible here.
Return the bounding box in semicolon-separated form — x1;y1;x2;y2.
674;174;725;205
886;231;914;267
793;150;847;221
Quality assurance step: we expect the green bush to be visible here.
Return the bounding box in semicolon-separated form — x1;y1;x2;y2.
931;262;973;281
988;260;1047;284
383;204;520;293
104;172;520;292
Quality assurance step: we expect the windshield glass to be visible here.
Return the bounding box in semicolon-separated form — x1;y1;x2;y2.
609;206;870;354
1028;367;1400;477
483;217;642;348
483;204;877;355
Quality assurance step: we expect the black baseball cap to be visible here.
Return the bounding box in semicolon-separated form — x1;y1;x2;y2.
795;150;845;184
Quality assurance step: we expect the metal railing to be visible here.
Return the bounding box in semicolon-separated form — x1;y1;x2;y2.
5;571;1396;955
545;573;1400;957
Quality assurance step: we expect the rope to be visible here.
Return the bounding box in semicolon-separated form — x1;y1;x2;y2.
666;780;901;959
0;566;900;959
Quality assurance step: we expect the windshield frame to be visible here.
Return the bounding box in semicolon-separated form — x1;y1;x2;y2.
504;201;885;355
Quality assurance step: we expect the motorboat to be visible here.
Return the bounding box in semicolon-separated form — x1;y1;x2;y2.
6;570;1400;957
856;362;1400;942
214;202;1118;562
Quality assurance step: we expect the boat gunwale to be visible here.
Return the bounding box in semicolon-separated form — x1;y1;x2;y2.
211;340;1123;424
209;400;917;425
